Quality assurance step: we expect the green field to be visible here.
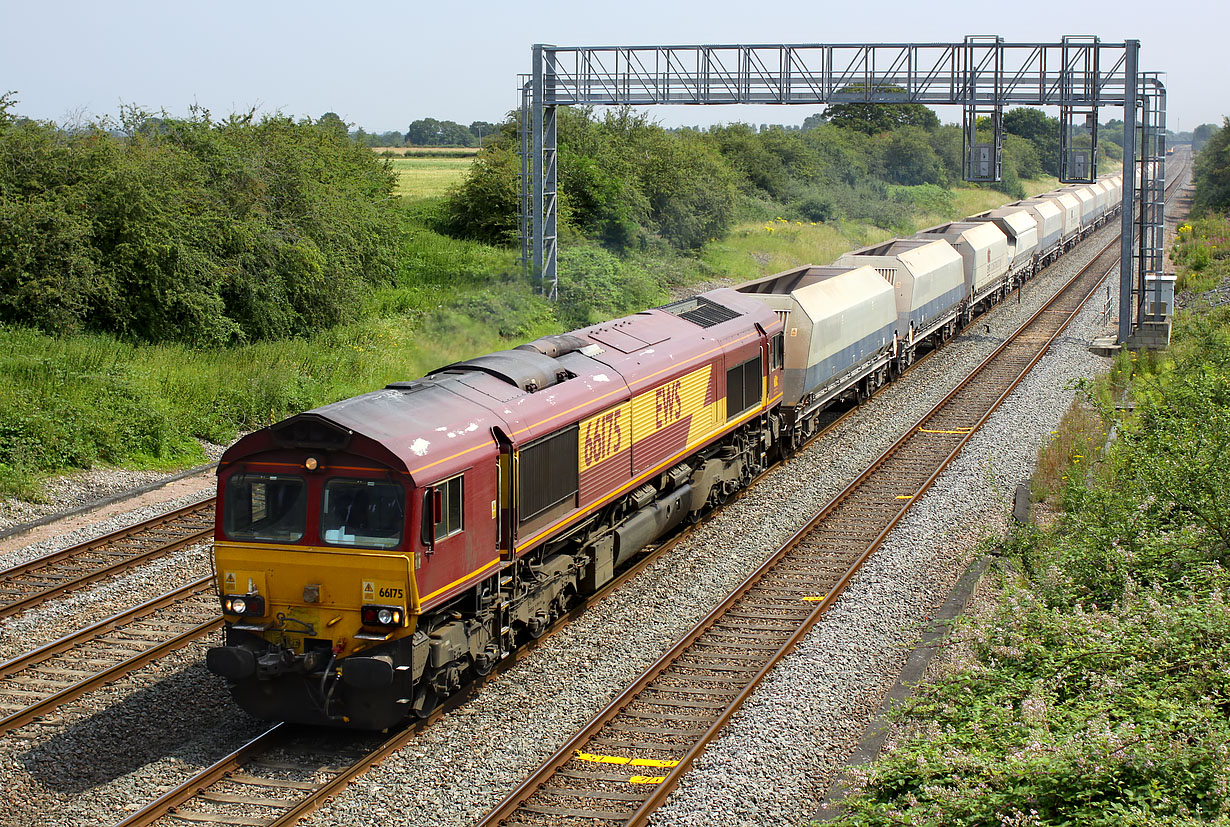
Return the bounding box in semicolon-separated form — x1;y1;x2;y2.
388;156;474;199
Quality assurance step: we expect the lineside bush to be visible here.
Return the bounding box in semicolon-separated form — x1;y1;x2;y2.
828;217;1230;826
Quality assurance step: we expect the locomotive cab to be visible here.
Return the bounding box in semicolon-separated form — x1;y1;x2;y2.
207;405;501;729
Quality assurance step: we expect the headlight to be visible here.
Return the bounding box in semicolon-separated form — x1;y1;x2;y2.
222;594;266;617
361;604;404;627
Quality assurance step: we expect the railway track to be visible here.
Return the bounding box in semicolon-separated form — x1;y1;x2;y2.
0;499;216;620
476;244;1121;827
0;576;219;736
474;160;1192;827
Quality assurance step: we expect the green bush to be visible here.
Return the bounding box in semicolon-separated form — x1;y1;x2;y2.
0;98;400;345
832;249;1230;825
556;244;668;329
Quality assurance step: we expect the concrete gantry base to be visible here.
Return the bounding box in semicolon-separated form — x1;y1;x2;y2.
1089;336;1122;357
1126;320;1173;350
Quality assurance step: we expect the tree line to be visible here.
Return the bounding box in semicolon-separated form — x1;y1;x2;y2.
442;103;1108;253
348;116;501;148
0;94;401;346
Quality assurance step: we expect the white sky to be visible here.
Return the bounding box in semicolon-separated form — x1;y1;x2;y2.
2;0;1225;134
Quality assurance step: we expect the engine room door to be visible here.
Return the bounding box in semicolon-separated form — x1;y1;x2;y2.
493;426;515;560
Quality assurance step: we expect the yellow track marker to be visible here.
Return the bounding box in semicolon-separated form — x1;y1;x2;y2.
918;427;974;434
895;495;914;500
801;595;827;602
576;752;680;768
628;775;668;784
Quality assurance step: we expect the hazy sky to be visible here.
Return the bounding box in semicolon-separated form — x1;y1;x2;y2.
3;0;1225;134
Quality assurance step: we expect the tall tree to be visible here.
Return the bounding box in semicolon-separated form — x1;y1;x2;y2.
317;111;347;136
1003;107;1061;176
1194;122;1220;152
405;118;475;147
1192;118;1229;215
820;85;939;135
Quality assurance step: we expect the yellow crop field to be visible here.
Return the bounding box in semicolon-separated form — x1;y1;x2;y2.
388;156;474;199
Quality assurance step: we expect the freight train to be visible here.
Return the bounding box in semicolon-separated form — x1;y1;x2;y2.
206;175;1122;729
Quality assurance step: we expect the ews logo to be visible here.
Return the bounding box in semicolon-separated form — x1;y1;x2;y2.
655;381;683;427
583;409;623;467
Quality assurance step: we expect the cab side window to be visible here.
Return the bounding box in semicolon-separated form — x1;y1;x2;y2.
422;475;464;548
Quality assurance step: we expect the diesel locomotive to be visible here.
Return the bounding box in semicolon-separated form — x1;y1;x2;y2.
206;175;1122;729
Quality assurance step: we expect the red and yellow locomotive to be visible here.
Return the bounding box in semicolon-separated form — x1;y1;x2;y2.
207;289;785;728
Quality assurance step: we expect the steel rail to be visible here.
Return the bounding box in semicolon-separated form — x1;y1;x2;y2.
0;577;219;735
0;575;213;679
112;724;289;827
476;236;1124;826
0;498;216;620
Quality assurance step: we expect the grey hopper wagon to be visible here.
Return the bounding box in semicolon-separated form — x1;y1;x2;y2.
737;264;897;417
836;238;965;356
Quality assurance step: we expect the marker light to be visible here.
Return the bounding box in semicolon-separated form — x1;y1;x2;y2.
305;456;320;471
222;594;267;617
360;605;404;627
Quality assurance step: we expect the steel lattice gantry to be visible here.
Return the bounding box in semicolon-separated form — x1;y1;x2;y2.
519;37;1165;344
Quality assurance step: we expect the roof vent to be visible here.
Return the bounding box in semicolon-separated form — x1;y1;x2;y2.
433;349;572;393
270;414;353;451
660;295;742;328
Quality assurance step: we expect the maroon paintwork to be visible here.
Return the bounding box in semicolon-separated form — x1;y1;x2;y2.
218;288;783;614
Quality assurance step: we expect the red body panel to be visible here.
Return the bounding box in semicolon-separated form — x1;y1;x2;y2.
218;288;783;615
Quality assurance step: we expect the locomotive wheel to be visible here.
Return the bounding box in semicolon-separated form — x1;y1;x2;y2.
413;686;442;719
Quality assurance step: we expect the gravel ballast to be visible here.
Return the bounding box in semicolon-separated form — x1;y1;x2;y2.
0;224;1123;827
0;439;226;533
302;226;1122;827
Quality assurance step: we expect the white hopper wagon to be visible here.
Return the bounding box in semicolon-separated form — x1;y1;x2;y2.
914;221;1010;309
836;238;965;367
736;264;897;417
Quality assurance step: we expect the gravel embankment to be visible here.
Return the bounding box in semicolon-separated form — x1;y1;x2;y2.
0;439;226;533
0;223;1120;827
